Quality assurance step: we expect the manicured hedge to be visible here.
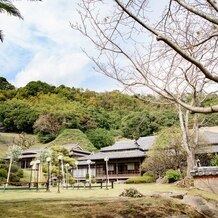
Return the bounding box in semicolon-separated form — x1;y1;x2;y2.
125;175;155;184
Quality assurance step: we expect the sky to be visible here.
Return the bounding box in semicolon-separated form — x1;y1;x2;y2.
0;0;164;92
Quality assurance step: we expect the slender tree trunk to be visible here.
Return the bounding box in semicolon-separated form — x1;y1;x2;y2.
6;157;12;188
61;159;65;186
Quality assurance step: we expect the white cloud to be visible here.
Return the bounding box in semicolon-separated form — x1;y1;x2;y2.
13;51;90;87
0;0;120;91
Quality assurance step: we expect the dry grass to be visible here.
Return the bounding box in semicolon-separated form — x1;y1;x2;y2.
0;196;203;218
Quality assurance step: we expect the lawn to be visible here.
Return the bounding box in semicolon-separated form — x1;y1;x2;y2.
0;183;217;217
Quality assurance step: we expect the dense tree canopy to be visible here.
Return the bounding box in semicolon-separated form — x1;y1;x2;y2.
0;77;15;90
0;77;217;149
86;128;115;149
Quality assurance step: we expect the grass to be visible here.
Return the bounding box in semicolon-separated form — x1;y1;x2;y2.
0;184;208;218
0;182;218;202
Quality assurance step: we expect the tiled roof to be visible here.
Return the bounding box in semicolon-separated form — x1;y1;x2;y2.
190;166;218;176
79;150;145;161
77;160;95;166
22;148;47;155
63;144;83;150
200;131;218;145
196;145;218;154
100;140;137;152
100;136;157;152
137;136;157;150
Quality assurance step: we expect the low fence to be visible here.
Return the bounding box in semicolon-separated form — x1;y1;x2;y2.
0;182;48;191
0;180;114;191
70;180;114;189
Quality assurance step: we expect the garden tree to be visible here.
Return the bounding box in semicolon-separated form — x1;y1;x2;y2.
73;0;218;175
34;113;64;143
0;77;15;90
49;145;75;184
0;0;41;42
6;144;23;187
0;99;38;133
86;128;115;149
12;132;35;149
121;111;159;139
141;127;187;177
0;159;23;183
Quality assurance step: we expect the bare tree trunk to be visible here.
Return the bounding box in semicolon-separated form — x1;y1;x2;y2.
186;149;195;177
178;105;196;176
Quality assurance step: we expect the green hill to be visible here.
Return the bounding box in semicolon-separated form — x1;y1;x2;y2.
0;129;96;158
47;129;96;151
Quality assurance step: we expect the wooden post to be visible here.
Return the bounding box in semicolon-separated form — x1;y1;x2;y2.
111;181;114;189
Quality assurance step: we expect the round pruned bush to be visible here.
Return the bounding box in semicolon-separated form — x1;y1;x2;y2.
165;169;181;183
120;188;144;198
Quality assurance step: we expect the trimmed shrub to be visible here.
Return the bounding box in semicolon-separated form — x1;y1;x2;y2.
17;169;24;178
165;169;181;183
125;175;154;184
120;188;144;198
69;175;75;185
143;171;157;180
0;169;7;178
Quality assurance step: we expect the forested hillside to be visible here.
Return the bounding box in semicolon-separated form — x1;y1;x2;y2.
0;77;217;150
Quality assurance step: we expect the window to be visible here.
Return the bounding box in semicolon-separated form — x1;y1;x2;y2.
127;163;134;171
108;164;114;171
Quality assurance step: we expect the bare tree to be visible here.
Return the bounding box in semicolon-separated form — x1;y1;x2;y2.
72;0;218;112
72;0;218;175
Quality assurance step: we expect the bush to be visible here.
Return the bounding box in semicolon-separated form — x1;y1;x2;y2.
211;154;218;166
38;132;56;143
143;171;157;180
9;173;20;182
0;169;7;178
125;175;155;184
69;175;75;185
120;188;144;198
17;169;24;178
165;169;181;183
